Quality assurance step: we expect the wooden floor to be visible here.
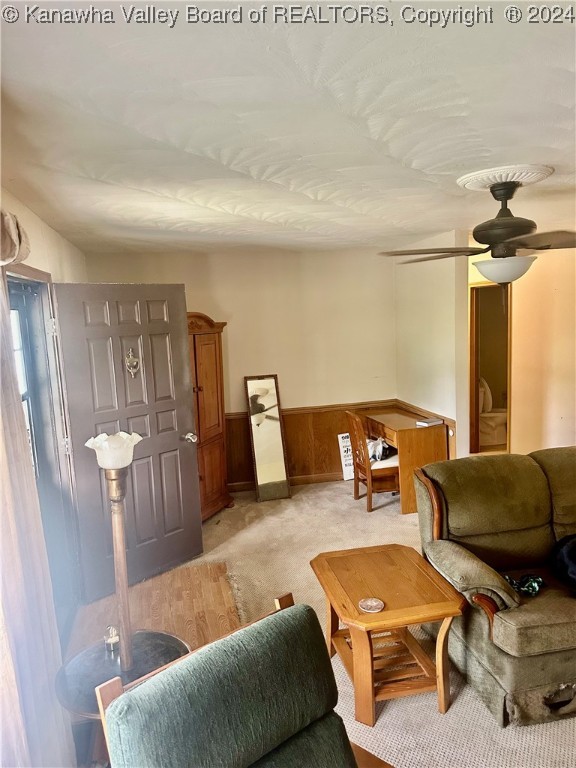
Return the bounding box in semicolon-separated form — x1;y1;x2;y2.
66;561;240;660
65;562;395;768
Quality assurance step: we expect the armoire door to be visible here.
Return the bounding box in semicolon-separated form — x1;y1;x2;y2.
52;283;203;603
197;438;228;515
195;333;225;443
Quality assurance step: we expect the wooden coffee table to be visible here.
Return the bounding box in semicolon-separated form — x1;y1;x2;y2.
310;544;465;726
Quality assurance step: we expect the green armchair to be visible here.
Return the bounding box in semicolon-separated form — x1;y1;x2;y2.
415;447;576;726
96;602;391;767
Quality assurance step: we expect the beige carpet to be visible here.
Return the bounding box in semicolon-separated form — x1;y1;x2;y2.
202;482;421;623
199;481;575;768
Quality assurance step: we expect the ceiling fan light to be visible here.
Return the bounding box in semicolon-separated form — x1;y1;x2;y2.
473;256;537;284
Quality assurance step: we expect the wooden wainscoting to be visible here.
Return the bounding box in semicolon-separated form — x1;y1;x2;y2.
226;399;456;492
226;412;255;492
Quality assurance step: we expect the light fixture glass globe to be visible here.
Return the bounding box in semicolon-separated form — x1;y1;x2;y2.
473;256;537;285
85;432;143;469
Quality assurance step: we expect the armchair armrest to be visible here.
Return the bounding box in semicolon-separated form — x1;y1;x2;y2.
424;540;520;611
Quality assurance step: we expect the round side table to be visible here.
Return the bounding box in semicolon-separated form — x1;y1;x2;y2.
56;630;191;719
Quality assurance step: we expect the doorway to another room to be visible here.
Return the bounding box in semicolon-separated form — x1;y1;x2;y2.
470;283;511;455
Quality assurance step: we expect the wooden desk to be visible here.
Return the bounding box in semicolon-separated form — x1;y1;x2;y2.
364;412;447;514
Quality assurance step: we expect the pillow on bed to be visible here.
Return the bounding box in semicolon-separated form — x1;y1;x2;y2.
479;377;493;413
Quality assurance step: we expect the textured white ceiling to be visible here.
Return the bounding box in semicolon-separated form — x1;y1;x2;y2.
2;2;575;255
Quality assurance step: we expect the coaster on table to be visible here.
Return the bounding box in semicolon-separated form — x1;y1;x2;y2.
358;597;385;613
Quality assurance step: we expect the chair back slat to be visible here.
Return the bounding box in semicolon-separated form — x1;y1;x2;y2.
346;411;369;470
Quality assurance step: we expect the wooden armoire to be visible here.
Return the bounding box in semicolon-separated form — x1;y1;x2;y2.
187;313;233;520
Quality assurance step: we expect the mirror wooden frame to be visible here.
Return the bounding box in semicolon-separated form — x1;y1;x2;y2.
244;374;291;502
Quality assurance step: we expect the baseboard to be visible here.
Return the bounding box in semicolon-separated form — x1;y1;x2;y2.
290;472;343;486
228;481;254;493
229;472;344;493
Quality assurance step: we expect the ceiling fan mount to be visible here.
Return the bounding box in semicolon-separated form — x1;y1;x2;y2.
489;180;520;201
379;164;576;283
472;181;537;251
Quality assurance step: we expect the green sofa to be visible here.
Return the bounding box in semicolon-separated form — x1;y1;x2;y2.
103;604;359;767
415;446;576;726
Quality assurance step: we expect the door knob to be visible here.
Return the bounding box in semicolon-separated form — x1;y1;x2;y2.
183;432;198;443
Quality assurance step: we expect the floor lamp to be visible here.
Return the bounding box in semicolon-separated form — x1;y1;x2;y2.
85;431;143;671
55;431;190;722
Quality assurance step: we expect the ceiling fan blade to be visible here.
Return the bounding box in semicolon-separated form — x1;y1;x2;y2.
379;247;487;257
402;250;484;264
505;230;576;250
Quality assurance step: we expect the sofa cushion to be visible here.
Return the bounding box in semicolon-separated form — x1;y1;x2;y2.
252;713;357;768
492;570;576;657
422;455;554;569
530;447;576;540
430;611;576;725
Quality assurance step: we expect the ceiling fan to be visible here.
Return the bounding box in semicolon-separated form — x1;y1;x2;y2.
380;165;576;284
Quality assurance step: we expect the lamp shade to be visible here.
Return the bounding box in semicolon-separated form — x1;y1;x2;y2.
85;432;143;469
473;256;537;285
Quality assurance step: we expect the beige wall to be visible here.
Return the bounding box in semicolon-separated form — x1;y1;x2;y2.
509;250;576;452
87;247;398;412
394;232;470;456
2;189;87;282
470;250;576;452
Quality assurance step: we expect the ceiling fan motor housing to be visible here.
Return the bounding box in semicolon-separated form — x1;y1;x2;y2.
472;182;536;252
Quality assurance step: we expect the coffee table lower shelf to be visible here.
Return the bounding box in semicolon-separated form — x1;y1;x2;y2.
332;626;438;703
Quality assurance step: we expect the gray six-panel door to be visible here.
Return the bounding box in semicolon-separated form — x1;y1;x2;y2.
52;283;202;603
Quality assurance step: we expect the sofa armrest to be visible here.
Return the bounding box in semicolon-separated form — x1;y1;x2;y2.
424;540;521;610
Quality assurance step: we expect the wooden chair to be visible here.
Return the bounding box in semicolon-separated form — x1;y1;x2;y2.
96;594;393;768
346;411;400;512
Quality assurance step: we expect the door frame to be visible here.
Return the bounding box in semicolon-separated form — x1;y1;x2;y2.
469;282;512;454
5;263;81;647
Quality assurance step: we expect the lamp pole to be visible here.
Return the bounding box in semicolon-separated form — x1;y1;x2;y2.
105;466;133;671
86;431;143;673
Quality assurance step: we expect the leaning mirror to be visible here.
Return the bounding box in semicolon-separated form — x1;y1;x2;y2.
245;374;290;502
